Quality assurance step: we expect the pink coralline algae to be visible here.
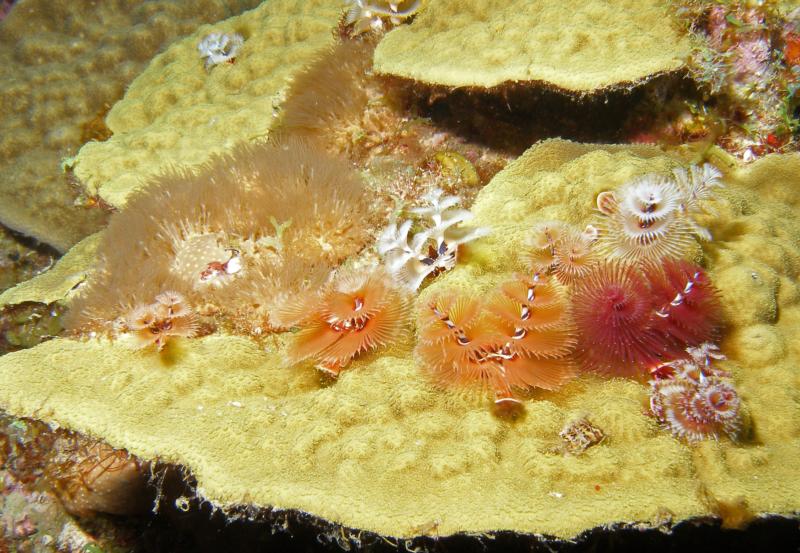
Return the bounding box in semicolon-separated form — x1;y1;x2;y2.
649;343;741;442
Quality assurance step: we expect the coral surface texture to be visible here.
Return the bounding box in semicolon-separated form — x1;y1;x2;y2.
0;0;264;251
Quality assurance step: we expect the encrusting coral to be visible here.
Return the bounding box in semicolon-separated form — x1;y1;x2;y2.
65;138;375;339
372;0;691;91
71;0;346;209
1;142;799;540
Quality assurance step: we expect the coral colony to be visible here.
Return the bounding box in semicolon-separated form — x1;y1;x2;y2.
66;11;742;443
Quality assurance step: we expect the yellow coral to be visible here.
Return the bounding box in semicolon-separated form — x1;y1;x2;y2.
72;0;345;208
1;142;799;540
373;0;691;91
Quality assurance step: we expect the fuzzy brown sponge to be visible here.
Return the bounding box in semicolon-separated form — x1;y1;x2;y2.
66;138;375;336
279;39;374;142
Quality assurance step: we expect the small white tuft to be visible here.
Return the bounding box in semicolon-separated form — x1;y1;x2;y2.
198;32;244;70
378;189;488;290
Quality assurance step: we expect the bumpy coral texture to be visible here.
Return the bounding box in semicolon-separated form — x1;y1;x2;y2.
65;139;375;337
0;0;264;251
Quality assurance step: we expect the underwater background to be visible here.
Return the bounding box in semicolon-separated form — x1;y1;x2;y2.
1;0;800;551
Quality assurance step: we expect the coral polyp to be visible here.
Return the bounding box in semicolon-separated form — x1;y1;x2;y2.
572;261;665;376
596;164;724;264
416;274;576;405
649;346;741;442
285;268;411;376
123;292;199;351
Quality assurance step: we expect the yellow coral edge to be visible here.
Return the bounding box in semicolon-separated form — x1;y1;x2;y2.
0;232;102;309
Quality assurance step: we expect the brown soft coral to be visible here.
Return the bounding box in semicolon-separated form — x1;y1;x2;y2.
65;138;375;338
